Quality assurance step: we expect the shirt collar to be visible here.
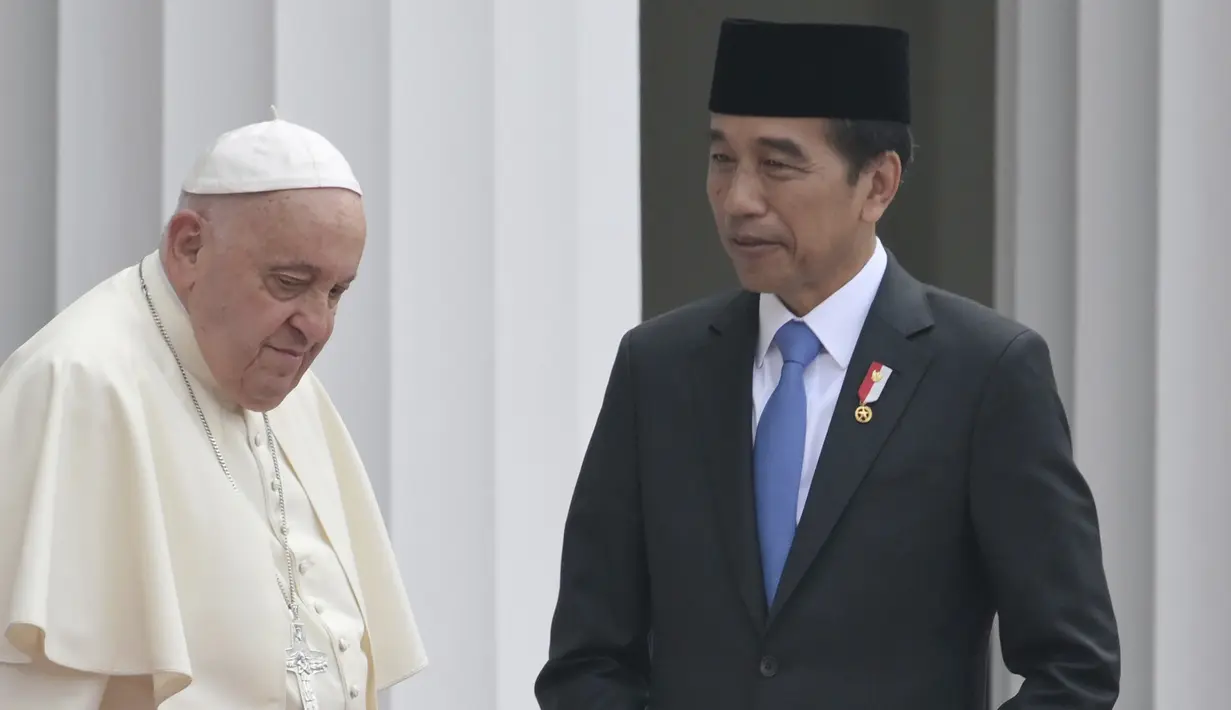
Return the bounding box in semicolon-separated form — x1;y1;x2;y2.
755;237;888;371
137;249;225;399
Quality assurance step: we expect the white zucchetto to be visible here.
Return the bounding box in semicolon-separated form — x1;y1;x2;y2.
180;112;362;197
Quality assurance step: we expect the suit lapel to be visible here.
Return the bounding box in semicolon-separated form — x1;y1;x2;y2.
690;291;768;628
768;256;936;622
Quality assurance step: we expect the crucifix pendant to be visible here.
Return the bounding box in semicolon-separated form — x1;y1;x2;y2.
285;621;329;710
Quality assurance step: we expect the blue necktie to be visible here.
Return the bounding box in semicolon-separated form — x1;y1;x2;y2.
754;320;821;606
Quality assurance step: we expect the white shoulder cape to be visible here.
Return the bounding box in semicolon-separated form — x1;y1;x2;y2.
0;258;427;706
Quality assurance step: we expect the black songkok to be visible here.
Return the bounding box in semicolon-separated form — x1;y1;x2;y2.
708;18;911;123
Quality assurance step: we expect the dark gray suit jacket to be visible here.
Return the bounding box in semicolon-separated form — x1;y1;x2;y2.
536;254;1120;710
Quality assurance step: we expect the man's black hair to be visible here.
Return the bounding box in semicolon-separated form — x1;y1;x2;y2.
825;119;915;184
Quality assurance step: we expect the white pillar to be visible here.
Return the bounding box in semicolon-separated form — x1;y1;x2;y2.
996;0;1231;707
162;0;274;217
491;2;642;709
387;0;495;705
1072;1;1158;705
56;0;163;308
1154;1;1231;706
0;2;643;709
993;0;1077;408
991;0;1077;698
0;1;56;358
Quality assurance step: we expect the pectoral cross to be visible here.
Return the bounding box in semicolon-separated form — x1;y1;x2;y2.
285;621;329;710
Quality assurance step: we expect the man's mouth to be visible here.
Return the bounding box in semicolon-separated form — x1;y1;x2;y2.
730;235;781;250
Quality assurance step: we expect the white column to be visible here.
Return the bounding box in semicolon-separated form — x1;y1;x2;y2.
492;2;642;709
574;1;645;446
993;0;1077;408
162;0;274;217
1154;1;1231;706
0;1;56;358
56;0;163;308
996;0;1231;707
991;0;1077;699
387;0;495;706
386;0;643;707
1;2;643;709
1072;1;1158;706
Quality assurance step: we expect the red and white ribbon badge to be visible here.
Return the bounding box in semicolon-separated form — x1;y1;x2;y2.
857;361;893;405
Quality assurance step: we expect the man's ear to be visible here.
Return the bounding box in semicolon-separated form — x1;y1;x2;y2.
164;210;207;265
858;151;903;224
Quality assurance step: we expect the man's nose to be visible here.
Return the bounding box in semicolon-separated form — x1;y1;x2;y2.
723;167;768;217
290;296;333;345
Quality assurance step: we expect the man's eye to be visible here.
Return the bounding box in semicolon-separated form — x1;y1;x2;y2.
278;276;305;289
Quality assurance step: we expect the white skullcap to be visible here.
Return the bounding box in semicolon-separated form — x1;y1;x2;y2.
181;111;362;196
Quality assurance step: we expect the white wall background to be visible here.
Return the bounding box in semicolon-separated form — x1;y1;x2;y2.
0;1;641;709
994;1;1231;708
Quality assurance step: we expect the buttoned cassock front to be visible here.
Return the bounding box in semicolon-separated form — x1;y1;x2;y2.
241;411;372;709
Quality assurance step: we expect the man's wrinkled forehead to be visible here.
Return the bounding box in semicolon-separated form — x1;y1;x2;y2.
238;190;366;273
195;189;362;235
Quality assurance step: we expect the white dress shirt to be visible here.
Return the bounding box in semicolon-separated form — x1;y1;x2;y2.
751;238;888;522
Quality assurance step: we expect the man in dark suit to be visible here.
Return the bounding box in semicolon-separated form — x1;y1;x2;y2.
535;18;1120;710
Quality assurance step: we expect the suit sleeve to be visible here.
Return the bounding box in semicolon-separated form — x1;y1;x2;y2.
535;332;650;710
968;329;1121;709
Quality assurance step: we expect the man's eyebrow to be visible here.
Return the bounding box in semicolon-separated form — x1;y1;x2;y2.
756;136;807;161
271;261;320;275
269;262;356;285
707;130;808;161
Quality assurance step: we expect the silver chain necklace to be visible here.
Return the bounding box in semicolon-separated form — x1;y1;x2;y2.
138;260;330;709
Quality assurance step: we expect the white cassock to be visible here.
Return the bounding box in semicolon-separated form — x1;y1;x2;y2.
0;250;428;709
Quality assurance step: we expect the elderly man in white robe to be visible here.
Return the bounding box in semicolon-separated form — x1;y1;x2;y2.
0;117;428;709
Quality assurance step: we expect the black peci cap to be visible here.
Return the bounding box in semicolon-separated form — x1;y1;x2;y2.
707;18;911;123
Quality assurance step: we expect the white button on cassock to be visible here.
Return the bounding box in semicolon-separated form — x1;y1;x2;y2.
245;414;373;707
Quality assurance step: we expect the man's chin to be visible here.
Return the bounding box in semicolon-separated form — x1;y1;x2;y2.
731;267;786;295
237;392;288;413
237;375;302;413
